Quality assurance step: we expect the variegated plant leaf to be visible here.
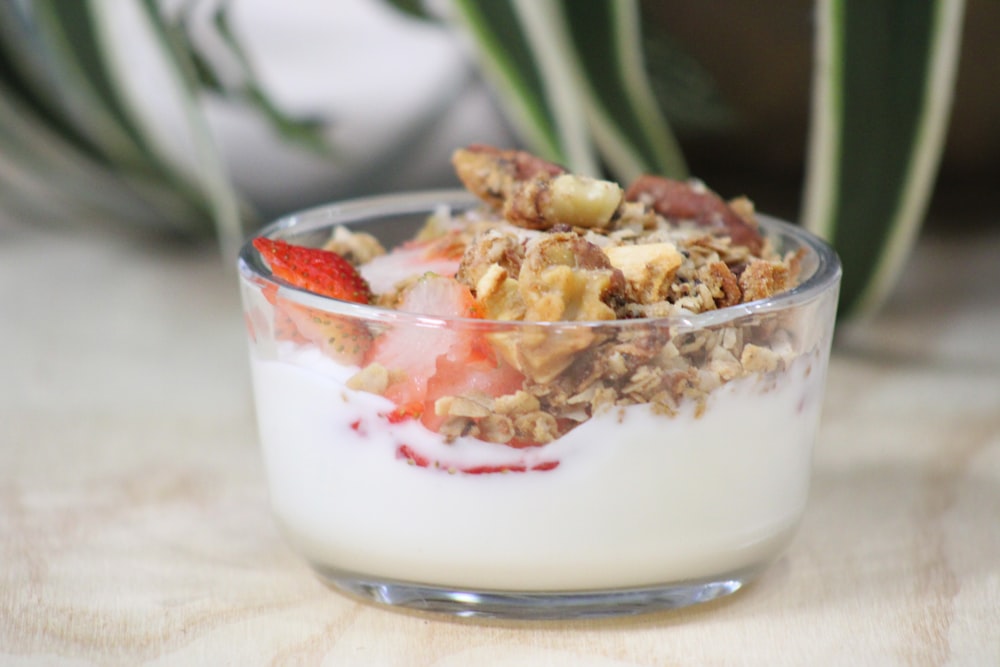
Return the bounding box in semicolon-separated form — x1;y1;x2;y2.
557;0;687;182
166;0;334;156
129;0;246;255
448;0;585;169
0;0;219;234
802;0;966;318
447;0;685;181
382;0;432;21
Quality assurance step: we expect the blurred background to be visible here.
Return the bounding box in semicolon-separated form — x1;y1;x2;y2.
645;1;999;229
1;0;996;244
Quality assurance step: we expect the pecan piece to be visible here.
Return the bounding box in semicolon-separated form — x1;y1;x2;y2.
625;175;763;253
452;145;565;210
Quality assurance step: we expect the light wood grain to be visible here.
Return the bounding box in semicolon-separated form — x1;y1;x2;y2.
1;220;998;666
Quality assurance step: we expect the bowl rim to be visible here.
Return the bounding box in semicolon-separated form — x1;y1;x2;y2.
237;188;842;331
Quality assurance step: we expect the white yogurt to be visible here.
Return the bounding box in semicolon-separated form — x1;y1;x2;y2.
250;343;826;591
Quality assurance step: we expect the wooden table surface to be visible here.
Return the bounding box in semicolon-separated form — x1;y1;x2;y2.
1;217;998;666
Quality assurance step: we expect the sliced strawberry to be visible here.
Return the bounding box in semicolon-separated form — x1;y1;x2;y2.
365;274;490;417
360;232;465;295
393;272;481;319
272;306;310;345
396;444;559;475
254;283;310;344
365;274;531;438
365;274;481;405
253;238;374;362
426;354;523;402
420;354;524;433
253;237;372;304
277;299;371;365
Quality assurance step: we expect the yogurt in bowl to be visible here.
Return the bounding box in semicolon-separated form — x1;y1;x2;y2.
238;146;841;618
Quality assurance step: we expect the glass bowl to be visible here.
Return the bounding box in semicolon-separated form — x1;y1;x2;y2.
237;189;841;619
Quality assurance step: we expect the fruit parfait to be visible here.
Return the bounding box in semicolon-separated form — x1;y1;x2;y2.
238;145;841;618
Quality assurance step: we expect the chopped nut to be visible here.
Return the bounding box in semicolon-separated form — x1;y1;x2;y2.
504;174;623;230
702;261;742;308
439;416;478;441
708;345;743;381
494;390;541;415
456;229;524;289
514;411;560;444
523;264;618;322
479;414;515;443
346;363;389;394
518;233;625;322
490;325;597;384
741;344;781;373
323;226;385;265
435;395;492;418
604;242;684;304
475;264;526;321
740;259;791;303
452;145;565;210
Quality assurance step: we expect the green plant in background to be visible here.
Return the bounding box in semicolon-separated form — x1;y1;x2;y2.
0;0;968;318
416;0;968;319
803;0;966;316
0;0;242;253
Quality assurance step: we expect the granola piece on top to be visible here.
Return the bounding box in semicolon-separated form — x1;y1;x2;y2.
518;233;626;322
624;174;763;253
603;242;684;304
505;174;624;231
452;144;565;210
452;146;624;231
739;258;792;303
455;229;524;290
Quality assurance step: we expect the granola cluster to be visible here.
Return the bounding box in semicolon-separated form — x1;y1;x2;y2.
339;146;807;443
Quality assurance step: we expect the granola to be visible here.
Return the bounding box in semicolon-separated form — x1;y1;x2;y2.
342;145;806;442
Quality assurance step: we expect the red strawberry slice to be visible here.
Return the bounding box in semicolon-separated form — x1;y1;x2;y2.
365;274;482;408
420;354;524;433
277;299;372;365
253;238;374;362
366;274;531;439
253;237;373;304
396;444;559;475
360;232;465;295
256;282;311;344
392;271;482;319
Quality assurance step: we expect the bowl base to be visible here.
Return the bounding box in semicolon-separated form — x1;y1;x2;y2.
310;564;763;619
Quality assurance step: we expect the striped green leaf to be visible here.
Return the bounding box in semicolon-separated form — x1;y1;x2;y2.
447;0;685;180
0;1;219;234
169;2;334;157
0;0;246;252
382;0;433;21
449;0;588;169
802;0;966;318
0;75;207;229
557;0;686;182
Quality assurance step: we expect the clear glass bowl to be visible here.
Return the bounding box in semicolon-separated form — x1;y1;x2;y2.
237;189;842;619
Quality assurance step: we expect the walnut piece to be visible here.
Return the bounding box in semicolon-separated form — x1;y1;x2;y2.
475;264;526;321
455;229;524;289
505;174;623;230
604;242;683;304
346;363;389;394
